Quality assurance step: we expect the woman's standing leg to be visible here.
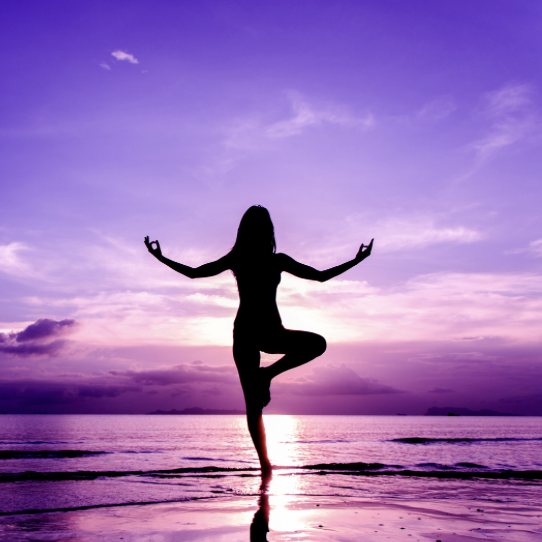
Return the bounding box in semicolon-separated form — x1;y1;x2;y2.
233;338;272;478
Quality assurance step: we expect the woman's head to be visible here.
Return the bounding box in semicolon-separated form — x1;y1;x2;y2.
233;205;276;256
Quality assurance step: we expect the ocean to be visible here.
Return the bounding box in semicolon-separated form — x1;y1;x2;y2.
0;414;541;517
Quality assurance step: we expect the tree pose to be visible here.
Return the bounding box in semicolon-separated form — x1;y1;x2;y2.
145;206;373;478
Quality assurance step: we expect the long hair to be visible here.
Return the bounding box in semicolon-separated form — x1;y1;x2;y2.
231;206;276;264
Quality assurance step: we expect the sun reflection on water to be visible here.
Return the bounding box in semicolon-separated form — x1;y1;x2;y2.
261;415;309;534
263;415;300;469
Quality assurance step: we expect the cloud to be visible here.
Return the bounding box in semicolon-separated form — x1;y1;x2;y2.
0;359;238;411
266;92;374;139
110;361;238;386
483;84;532;117
416;96;456;122
373;217;482;252
223;92;374;151
509;239;542;258
275;270;542;345
0;318;77;357
458;83;537;182
196;90;374;183
24;285;238;349
0;242;31;277
111;50;139;64
528;239;542;257
339;213;482;255
411;351;499;363
15;318;76;342
428;387;453;393
0;241;67;283
0;379;140;406
27;262;542;352
78;384;138;398
99;62;111;71
0;340;66;357
276;364;402;396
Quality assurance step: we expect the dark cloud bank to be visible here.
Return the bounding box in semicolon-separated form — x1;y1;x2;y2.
274;365;403;396
0;379;140;405
110;361;238;386
0;318;77;356
2;320;540;414
0;356;402;413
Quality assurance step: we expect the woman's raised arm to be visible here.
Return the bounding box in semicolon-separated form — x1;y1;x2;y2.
279;239;373;283
144;236;231;279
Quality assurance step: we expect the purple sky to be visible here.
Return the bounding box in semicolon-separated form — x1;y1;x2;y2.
1;1;541;414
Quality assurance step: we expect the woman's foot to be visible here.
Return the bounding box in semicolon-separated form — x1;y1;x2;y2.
259;367;272;408
260;460;273;482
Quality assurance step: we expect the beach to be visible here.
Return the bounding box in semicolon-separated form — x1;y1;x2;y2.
0;415;541;540
2;494;542;541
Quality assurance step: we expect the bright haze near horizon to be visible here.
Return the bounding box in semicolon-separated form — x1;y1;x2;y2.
1;1;541;415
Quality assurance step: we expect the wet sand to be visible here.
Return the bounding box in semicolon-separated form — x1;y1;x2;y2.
1;495;541;541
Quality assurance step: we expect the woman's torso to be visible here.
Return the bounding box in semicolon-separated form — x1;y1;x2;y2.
231;252;283;332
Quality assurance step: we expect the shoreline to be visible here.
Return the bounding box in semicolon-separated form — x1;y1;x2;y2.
1;494;541;541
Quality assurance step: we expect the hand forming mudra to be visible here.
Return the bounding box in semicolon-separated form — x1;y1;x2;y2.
144;237;162;258
145;206;373;479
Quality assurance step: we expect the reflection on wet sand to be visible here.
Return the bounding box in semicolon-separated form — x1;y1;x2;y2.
3;489;542;540
250;479;270;542
250;418;307;542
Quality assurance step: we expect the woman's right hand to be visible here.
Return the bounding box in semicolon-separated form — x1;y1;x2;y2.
144;236;162;259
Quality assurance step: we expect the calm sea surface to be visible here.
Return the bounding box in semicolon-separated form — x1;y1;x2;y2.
0;414;541;515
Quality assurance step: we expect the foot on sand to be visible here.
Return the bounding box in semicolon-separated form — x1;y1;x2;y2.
259;368;271;408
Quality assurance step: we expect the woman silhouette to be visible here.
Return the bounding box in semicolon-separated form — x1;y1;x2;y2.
145;206;373;478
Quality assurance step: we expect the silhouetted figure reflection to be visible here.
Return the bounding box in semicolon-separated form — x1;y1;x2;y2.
145;206;373;478
250;479;270;541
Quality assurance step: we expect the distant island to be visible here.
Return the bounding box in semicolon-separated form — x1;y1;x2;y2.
425;407;521;417
148;407;246;415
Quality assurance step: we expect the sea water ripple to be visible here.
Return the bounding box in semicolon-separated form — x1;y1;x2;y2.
0;414;540;515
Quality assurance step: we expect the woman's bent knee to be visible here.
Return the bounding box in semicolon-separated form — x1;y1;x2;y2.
316;334;327;356
309;334;326;358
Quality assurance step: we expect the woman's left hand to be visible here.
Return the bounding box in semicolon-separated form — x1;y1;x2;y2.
355;239;374;262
